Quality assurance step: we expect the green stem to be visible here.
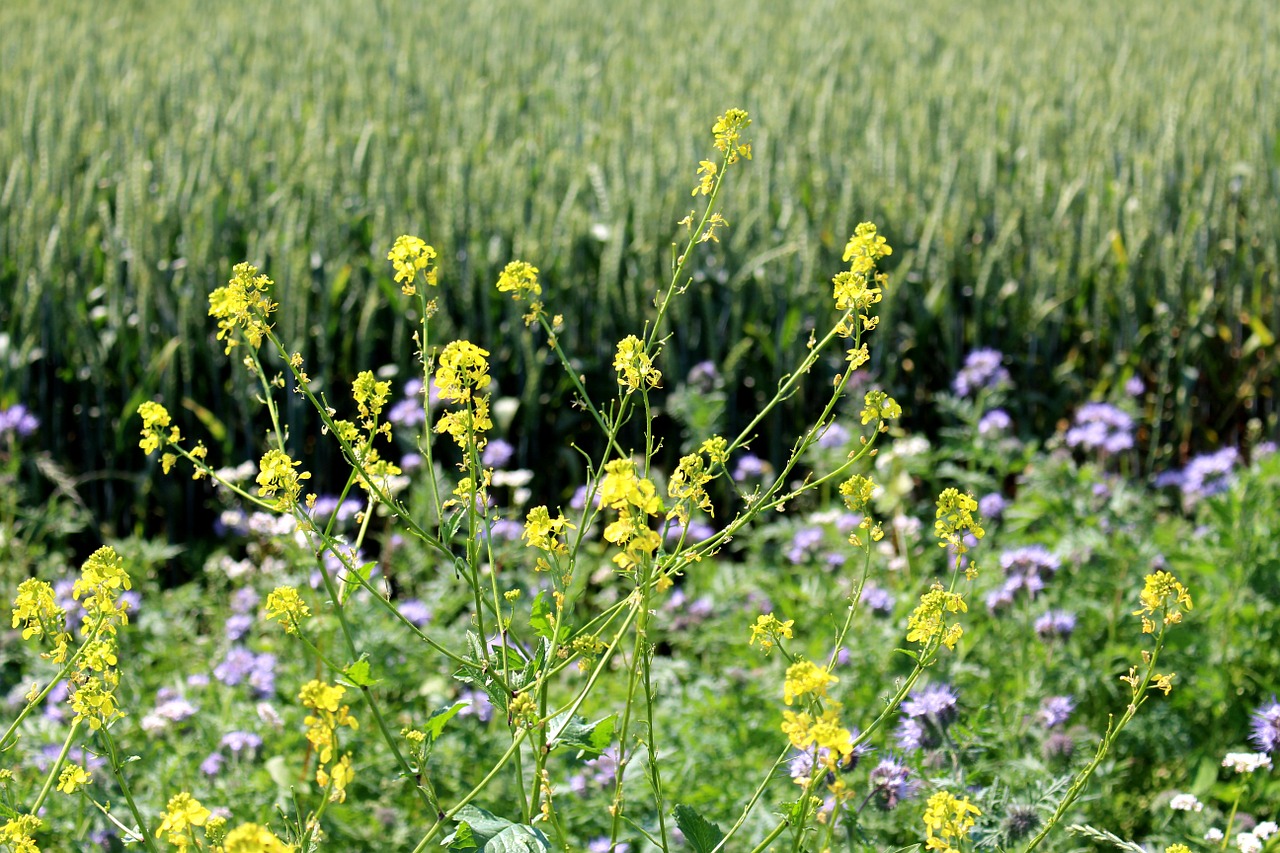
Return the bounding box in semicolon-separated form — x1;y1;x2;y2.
98;725;161;853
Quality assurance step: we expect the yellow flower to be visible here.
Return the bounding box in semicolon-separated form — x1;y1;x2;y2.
839;474;877;513
523;506;573;554
209;262;277;353
138;401;172;456
934;488;985;563
0;814;41;853
387;235;438;295
711;108;752;164
435;340;491;403
1133;570;1193;633
221;823;295;853
352;370;392;423
859;390;901;425
156;792;211;847
613;336;661;392
693;160;718;196
922;790;981;853
11;579;63;642
783;660;838;705
255;449;311;511
906;584;968;650
264;587;311;635
56;764;90;794
749;614;793;654
495;260;541;301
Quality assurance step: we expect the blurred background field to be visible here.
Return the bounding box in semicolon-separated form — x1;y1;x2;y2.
0;0;1276;546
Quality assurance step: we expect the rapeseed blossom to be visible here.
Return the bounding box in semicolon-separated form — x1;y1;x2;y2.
387;235;438;295
156;791;211;850
613;336;661;392
922;790;982;853
783;660;838;705
264;586;311;635
209;262;277;353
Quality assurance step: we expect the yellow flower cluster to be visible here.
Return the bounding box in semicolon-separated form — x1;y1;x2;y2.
783;660;838;706
748;614;794;655
667;437;727;524
839;474;884;547
1133;570;1193;634
859;389;902;427
599;458;664;570
156;791;211;852
299;680;359;802
255;449;311;512
387;235;438;296
496;260;545;325
922;790;982;853
934;489;985;572
781;707;853;762
435;340;491;404
138;400;209;478
906;584;968;651
11;578;64;646
711;108;752;164
56;764;90;794
264;586;311;636
832;222;892;338
0;814;41;852
523;506;574;557
352;370;392;427
219;823;294;853
208;262;277;354
613;336;661;393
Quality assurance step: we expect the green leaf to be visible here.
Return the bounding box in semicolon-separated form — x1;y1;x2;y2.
673;804;725;853
443;821;479;852
342;656;379;688
547;712;616;754
529;591;558;641
484;825;552;852
424;701;468;742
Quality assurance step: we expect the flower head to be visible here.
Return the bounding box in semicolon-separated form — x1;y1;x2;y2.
952;349;1011;397
1249;697;1280;753
387;235;438;295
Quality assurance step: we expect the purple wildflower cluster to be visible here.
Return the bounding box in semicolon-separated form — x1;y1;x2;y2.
977;409;1012;437
0;404;38;438
1037;695;1075;728
387;377;438;429
788;727;870;786
662;588;714;631
868;756;918;810
952;349;1011;397
786;527;825;564
1033;609;1076;640
569;745;624;796
896;683;959;751
860;584;896;616
732;454;772;483
1180;447;1238;503
1065;403;1134;454
986;545;1061;611
482;438;515;469
1250;697;1280;753
213;647;277;697
140;688;198;734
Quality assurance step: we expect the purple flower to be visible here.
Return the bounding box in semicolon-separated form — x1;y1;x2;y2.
1034;610;1077;640
214;647;257;686
952;349;1012;397
482;439;515;469
457;689;493;723
903;683;959;725
732;454;771;482
687;360;722;392
569;485;603;511
388;395;427;428
0;405;39;438
570;745;623;795
225;614;253;641
977;409;1012;437
817;422;852;449
1181;448;1238;503
249;653;276;697
1037;696;1075;728
869;757;917;810
895;718;927;751
200;752;225;776
1125;376;1145;396
231;587;261;615
220;731;263;754
979;493;1006;519
1065;403;1134;454
989;546;1062;611
398;599;432;628
588;839;629;853
861;585;895;616
483;518;525;543
1250;697;1280;753
786;527;824;564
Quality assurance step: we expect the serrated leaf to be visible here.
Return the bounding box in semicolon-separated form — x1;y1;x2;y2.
342;656;379;688
425;702;468;742
673;804;725;853
547;712;616;754
529;591;555;640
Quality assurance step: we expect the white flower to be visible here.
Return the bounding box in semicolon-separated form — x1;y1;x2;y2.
1222;752;1273;774
1255;822;1278;841
1205;828;1225;842
1235;832;1261;853
1169;793;1204;812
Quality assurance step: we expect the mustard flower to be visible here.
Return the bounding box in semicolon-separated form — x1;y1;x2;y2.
264;586;311;635
138;400;172;456
599;459;663;515
844;222;893;266
56;764;90;794
0;815;41;853
255;449;311;511
316;753;355;803
1134;570;1193;634
11;578;63;642
923;790;982;853
69;674;122;730
435;397;494;450
523;506;573;555
781;707;852;758
300;680;359;768
434;340;491;403
387;235;438;295
613;335;661;392
784;660;838;705
860;389;902;426
934;488;985;564
668;450;715;522
209;262;277;353
693;160;718;197
839;474;877;513
749;613;794;654
221;823;295;852
496;260;541;301
156;791;211;849
352;370;392;424
711;108;752;164
906;584;967;651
